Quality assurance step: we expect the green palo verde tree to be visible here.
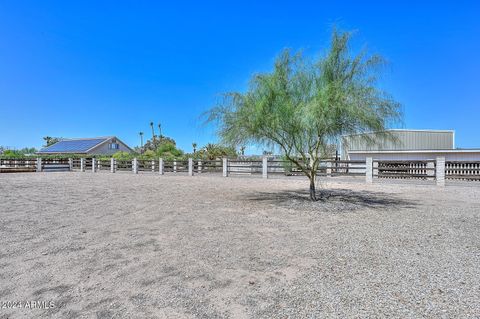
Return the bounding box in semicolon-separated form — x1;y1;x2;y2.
206;29;402;200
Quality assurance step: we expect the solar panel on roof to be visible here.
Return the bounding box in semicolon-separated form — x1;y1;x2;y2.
39;138;108;153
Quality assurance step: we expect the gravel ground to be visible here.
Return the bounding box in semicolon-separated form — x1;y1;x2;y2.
0;172;479;318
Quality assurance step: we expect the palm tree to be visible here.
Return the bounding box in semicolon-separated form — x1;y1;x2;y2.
150;122;156;143
139;132;144;150
158;123;162;138
203;143;223;160
192;142;197;153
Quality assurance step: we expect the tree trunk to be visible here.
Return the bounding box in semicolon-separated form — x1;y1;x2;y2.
309;175;317;201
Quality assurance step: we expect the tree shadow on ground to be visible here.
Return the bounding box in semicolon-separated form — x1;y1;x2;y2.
244;188;417;212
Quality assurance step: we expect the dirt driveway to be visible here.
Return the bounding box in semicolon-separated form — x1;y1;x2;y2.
1;172;479;318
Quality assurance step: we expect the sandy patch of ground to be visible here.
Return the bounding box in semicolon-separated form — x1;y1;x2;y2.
0;172;479;318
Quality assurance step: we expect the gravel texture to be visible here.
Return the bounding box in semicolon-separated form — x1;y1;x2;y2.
0;172;479;318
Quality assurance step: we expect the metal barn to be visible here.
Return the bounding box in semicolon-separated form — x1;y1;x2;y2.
342;129;454;156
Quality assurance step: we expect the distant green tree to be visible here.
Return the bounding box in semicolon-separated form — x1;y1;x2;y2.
141;149;156;159
197;143;237;160
206;29;402;200
2;150;21;158
139;132;144;151
43;136;61;147
112;151;133;161
156;142;184;160
150;121;156;143
142;135;177;153
1;147;38;158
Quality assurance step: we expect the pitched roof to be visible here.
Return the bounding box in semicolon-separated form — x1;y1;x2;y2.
38;137;112;154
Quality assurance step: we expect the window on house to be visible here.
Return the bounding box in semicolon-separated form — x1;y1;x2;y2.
109;143;119;150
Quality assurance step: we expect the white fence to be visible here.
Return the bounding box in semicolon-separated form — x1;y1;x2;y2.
3;156;480;187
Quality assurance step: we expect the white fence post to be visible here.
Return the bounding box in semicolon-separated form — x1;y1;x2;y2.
159;158;164;175
427;160;435;178
80;158;85;172
262;156;268;179
436;156;445;187
223;158;228;177
68;158;73;171
97;159;101;171
198;160;202;173
188;158;193;176
133;158;138;174
366;157;373;184
92;158;96;173
151;160;155;172
111;158;116;173
326;161;332;177
36;158;42;172
173;160;177;173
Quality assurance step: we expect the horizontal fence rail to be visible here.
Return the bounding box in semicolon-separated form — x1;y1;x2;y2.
0;158;37;173
72;158;82;169
163;160;189;173
2;156;480;187
193;160;223;173
137;159;156;172
228;160;263;175
326;160;366;177
42;158;71;172
97;159;112;171
265;160;367;177
115;160;132;171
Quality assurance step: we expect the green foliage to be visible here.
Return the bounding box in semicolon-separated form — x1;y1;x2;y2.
156;142;184;160
195;143;237;160
112;151;133;160
142;135;177;152
140;149;156;159
1;150;23;158
206;29;402;200
0;148;38;158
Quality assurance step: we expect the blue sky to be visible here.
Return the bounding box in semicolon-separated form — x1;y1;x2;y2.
1;1;479;152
